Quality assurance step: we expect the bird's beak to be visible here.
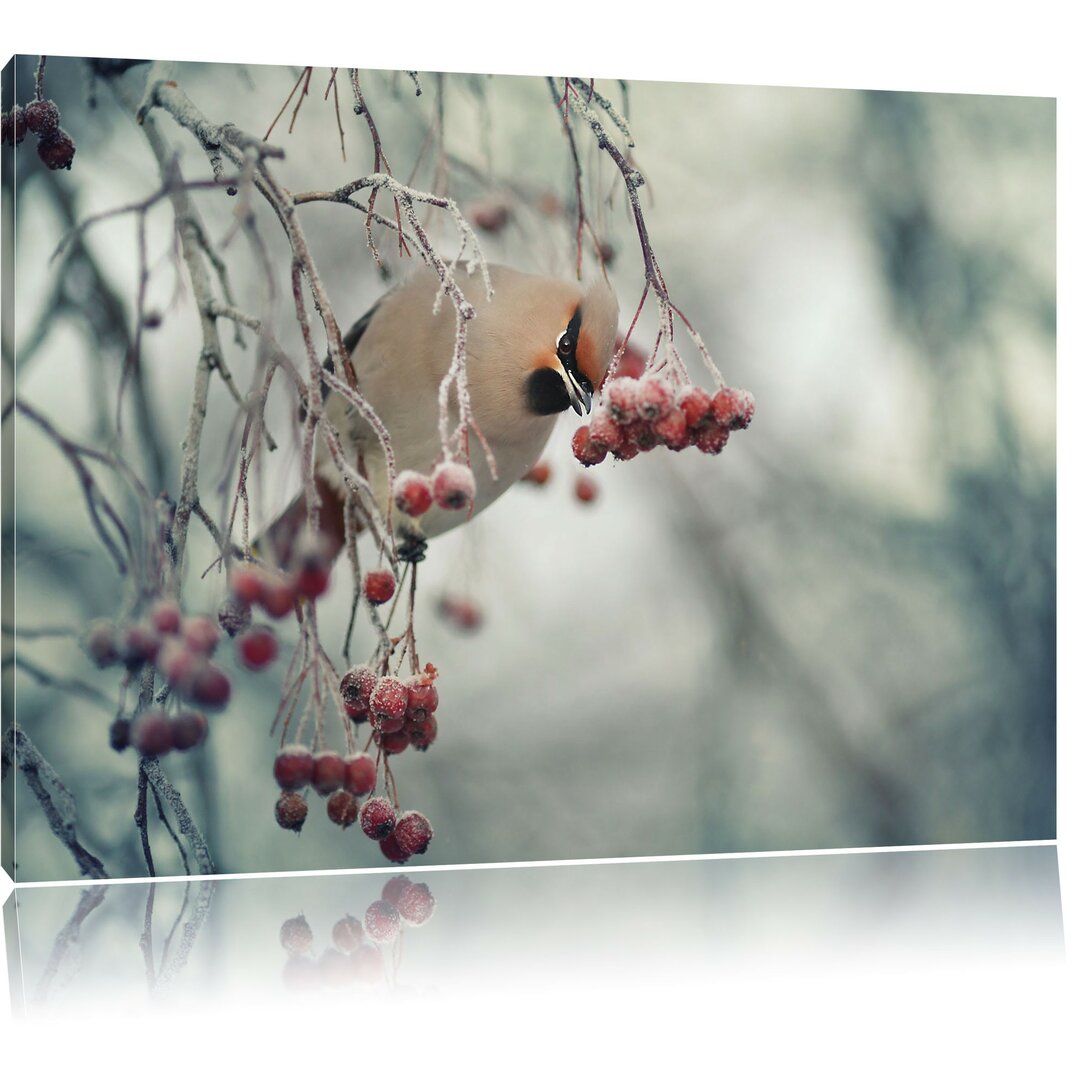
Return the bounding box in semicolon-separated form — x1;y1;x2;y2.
562;368;593;416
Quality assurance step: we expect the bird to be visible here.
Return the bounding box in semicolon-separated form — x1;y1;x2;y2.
262;264;620;565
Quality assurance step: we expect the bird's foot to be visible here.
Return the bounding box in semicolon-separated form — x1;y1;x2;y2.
395;527;428;565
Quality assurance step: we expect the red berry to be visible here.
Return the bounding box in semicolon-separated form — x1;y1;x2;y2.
359;796;396;840
374;729;410;754
437;595;483;632
432;461;476;511
393;470;434;517
406;678;438;719
84;619;119;667
626;419;660;452
605;377;640;422
397;882;436;926
653;407;690;450
370;676;408;728
260;579;296;620
587;408;623;452
381;875;412;907
571;425;607;467
327;790;359;828
132;710;173;756
363;569;396;606
468;198;511;233
170;711;209;751
237;625;278;670
611;434;640;462
189;662;231;709
230;566;265;605
574;476;599;504
274;745;315;791
312;751;346;796
275;792;308;832
121;622;162;668
218;594;253;638
280;914;314;954
182;615;220;655
406;714;438;751
24;99;60;137
693;424;731;455
636;376;673;421
149;599;183;635
364;899;401;942
379;832;411;865
394;811;433;856
343;752;377;797
331;915;365;954
37;129;75;170
711;386;756;429
292;549;331;600
677;386;713;430
158;639;197;686
340;665;377;721
521;461;552;486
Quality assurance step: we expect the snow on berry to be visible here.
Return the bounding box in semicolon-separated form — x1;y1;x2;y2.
693;425;731;455
311;751;346;796
379;832;411;865
711;386;756;429
432;461;476;511
363;569;396;606
370;676;409;727
396;882;437;926
331;915;365;954
393;470;434;517
340;664;377;720
359;796;396;840
406;677;438;719
587;408;622;452
605;377;640;422
625;419;660;452
676;386;713;430
37;130;76;171
393;811;433;856
406;714;438;751
572;426;607;467
132;710;173;756
170;711;209;751
653;407;690;450
381;875;412;907
327;791;359;829
280;914;314;954
364;899;401;942
24;99;60;136
275;792;309;832
274;745;315;791
237;625;278;670
343;752;377;797
636;377;673;421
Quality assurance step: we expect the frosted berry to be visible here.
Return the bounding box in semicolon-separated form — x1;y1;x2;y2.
379;832;411;865
636;377;673;421
280;914;314;954
182;615;220;655
381;874;412;907
406;714;438;751
158;639;197;686
217;594;253;637
574;476;599;504
397;882;436;926
327;791;359;829
275;792;308;832
364;899;401;943
605;377;640;422
109;717;131;752
340;664;377;721
653;407;690;450
121;623;161;668
343;752;377;797
611;435;640;462
712;386;755;429
521;461;552;486
37;129;76;170
393;470;434;517
571;426;607;467
274;745;315;791
359;796;396;840
132;710;173;756
170;711;209;751
370;676;409;729
432;461;476;511
394;811;433;856
331;915;365;954
693;424;730;455
149;599;183;635
10;106;28;145
587;409;622;452
406;677;438;719
312;751;346;796
260;579;296;619
189;662;231;709
375;729;410;755
363;569;396;606
626;419;660;452
677;386;713;430
237;625;278;670
292;548;331;600
230;566;265;605
84;619;119;667
24;99;60;137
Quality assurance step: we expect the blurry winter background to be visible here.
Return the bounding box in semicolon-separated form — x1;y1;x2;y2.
2;56;1055;880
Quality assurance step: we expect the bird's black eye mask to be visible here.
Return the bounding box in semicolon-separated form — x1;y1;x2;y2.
556;306;593;402
525;305;594;417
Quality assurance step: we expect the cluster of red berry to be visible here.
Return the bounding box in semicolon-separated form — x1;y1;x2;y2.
573;377;756;465
340;661;440;756
1;99;76;169
279;877;435;990
393;462;476;518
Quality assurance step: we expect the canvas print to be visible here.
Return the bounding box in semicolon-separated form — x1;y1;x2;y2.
0;56;1055;881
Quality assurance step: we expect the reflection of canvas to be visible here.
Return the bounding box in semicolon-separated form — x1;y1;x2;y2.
1;56;1055;882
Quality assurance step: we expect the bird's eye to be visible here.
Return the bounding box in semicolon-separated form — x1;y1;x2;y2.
556;332;572;358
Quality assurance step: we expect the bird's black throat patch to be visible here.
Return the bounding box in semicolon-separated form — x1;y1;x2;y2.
525;366;572;415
